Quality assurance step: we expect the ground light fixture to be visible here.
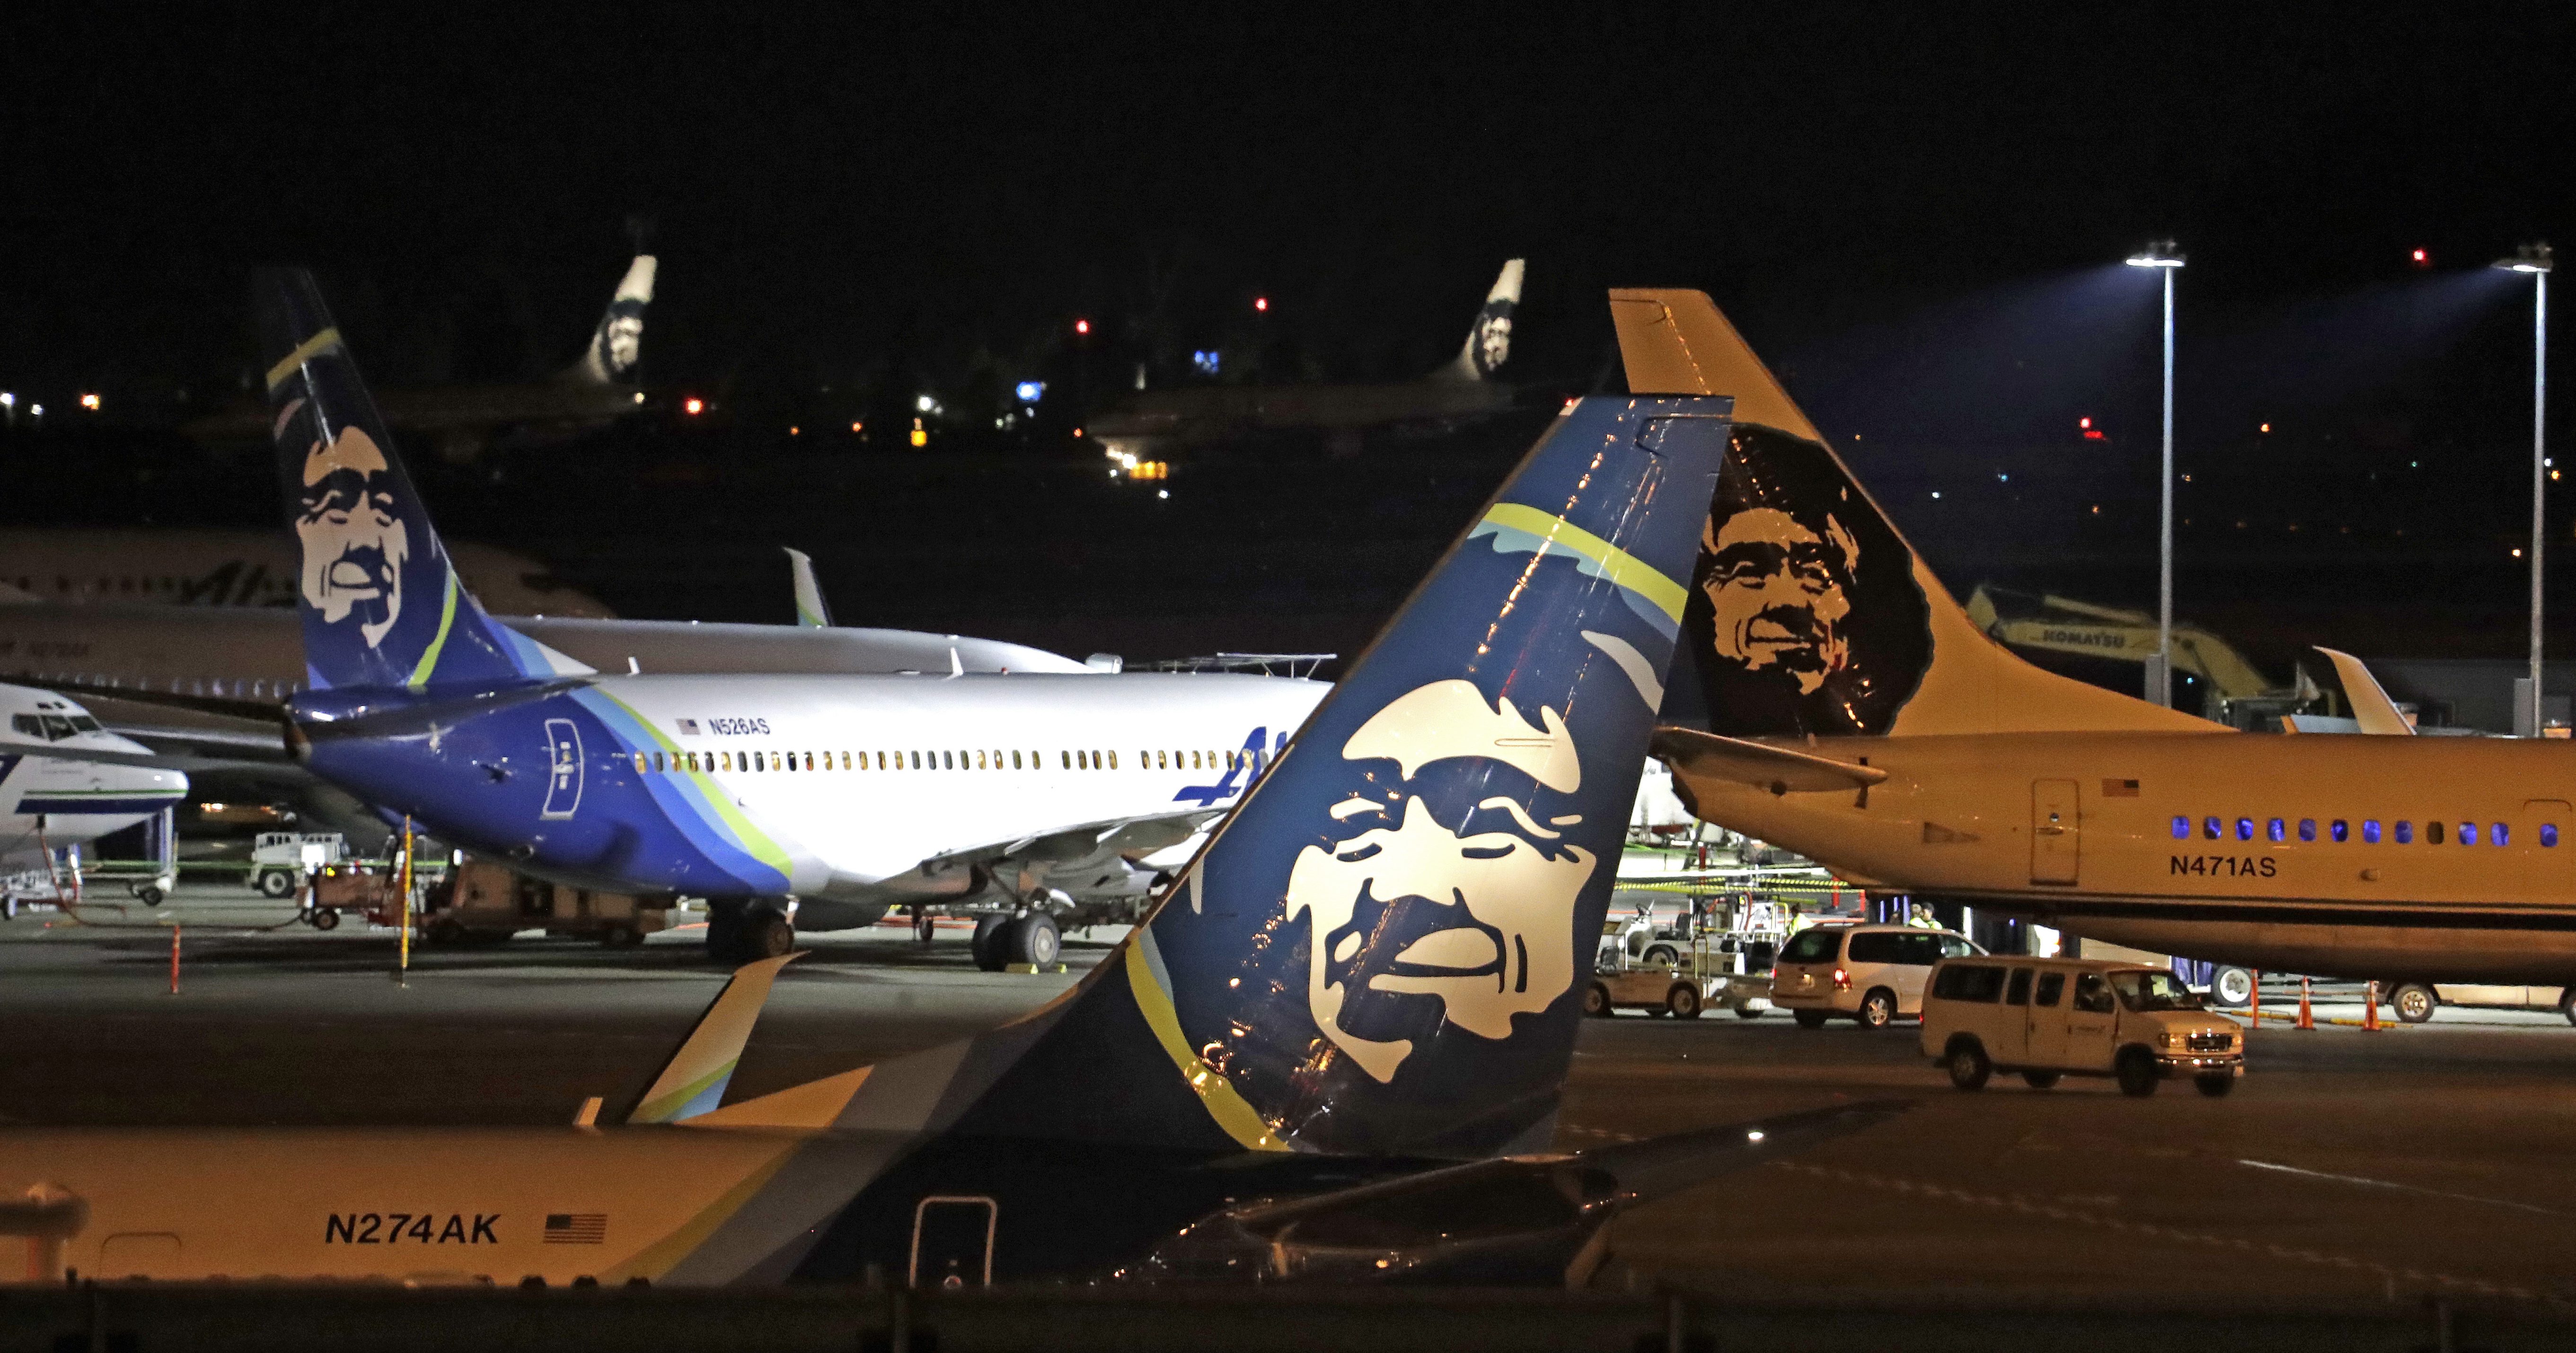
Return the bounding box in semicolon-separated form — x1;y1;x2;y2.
2126;242;2184;707
2493;243;2552;735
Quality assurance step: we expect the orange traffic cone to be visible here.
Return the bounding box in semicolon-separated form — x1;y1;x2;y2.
2249;970;2262;1026
2295;976;2315;1030
2363;981;2382;1031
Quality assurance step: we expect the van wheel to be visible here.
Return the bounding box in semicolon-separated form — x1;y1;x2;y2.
2194;1072;2236;1098
2115;1047;2159;1098
1583;983;1612;1018
1666;984;1702;1019
2390;982;2438;1025
2209;965;2255;1008
1793;1009;1828;1029
2020;1070;2060;1090
1945;1037;1992;1091
1856;989;1897;1029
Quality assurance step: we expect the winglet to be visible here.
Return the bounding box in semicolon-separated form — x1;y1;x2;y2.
624;953;803;1124
785;548;833;628
2316;648;2417;736
1607;288;1821;442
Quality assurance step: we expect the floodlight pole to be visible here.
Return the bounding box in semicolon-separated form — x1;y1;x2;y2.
2528;256;2550;737
2156;262;2177;709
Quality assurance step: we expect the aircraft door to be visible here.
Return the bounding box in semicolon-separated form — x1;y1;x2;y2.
2030;779;2081;885
2523;800;2570;898
909;1196;997;1290
541;719;584;820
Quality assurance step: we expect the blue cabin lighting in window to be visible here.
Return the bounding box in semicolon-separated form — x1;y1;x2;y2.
2461;822;2478;846
2331;819;2349;842
2204;816;2222;840
2495;823;2510;846
2235;817;2254;841
2268;818;2286;843
2298;819;2317;842
2171;816;2190;840
2363;820;2381;844
2545;823;2560;848
2395;820;2414;844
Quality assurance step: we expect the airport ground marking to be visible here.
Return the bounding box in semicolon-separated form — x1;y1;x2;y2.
1772;1161;2566;1309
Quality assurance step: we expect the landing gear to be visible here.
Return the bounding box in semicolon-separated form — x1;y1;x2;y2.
706;900;794;963
970;914;1012;972
1015;913;1061;967
912;907;936;944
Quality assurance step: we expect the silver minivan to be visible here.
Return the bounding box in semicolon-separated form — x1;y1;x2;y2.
1771;923;1982;1028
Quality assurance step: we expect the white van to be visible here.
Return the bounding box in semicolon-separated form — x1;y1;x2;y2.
1920;956;2245;1097
1772;923;1981;1029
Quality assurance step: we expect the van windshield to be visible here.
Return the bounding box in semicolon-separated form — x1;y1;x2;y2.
2110;971;2205;1012
1780;929;1842;965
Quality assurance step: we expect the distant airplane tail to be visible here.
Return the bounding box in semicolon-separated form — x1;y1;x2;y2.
257;270;584;690
1438;258;1523;382
785;548;833;628
794;389;1732;1162
1609;288;2216;739
565;254;656;386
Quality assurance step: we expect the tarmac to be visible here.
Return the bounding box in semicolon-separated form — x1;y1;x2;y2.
9;881;2576;1312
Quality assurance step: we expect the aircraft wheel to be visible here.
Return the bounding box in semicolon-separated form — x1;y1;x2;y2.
2115;1047;2160;1098
970;914;1011;972
1945;1037;1992;1091
309;907;341;931
256;869;296;899
745;909;795;960
2390;982;2438;1024
2194;1072;2236;1098
2020;1070;2060;1090
1666;983;1702;1019
1014;913;1061;967
705;901;746;961
912;907;935;944
1583;983;1611;1018
1793;1009;1829;1029
2209;965;2256;1008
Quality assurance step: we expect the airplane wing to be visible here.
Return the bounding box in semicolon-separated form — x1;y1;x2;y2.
903;807;1230;899
2315;647;2417;736
1651;726;1888;794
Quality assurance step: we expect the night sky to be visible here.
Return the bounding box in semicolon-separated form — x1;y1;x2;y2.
4;7;2573;667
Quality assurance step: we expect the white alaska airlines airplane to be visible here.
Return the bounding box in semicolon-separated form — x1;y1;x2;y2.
0;685;187;904
245;271;1327;964
0;294;1901;1289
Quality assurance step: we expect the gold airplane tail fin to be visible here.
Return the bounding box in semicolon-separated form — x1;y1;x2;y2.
1607;288;2219;738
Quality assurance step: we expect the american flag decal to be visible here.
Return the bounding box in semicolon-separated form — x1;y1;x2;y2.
676;718;701;736
2102;779;2140;797
544;1213;607;1245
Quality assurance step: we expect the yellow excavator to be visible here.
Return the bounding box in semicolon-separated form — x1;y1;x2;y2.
1963;584;2332;730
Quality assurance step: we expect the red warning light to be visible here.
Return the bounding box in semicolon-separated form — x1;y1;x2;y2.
1074;318;1091;336
682;397;705;416
2410;248;2430;268
1254;296;1269;312
2079;416;2092;429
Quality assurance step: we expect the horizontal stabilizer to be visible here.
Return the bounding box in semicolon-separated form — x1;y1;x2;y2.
1651;725;1887;793
1581;1099;1909;1203
626;953;803;1124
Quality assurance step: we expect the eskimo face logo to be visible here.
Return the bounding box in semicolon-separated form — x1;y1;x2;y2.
1283;680;1596;1082
1472;305;1514;377
295;424;410;650
596;300;646;383
1704;506;1860;694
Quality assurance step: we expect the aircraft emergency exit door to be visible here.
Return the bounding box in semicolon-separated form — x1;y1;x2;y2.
2030;779;2081;885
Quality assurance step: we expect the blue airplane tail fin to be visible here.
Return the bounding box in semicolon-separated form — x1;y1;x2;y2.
855;391;1731;1159
257;270;568;691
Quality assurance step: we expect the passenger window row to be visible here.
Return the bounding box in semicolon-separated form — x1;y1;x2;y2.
629;747;1252;777
2167;814;2552;848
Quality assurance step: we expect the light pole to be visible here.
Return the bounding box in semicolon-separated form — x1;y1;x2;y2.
2495;243;2553;736
2127;242;2185;707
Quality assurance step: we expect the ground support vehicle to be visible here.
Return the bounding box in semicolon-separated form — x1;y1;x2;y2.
1772;922;1982;1029
247;832;346;900
1585;934;1775;1020
422;858;671;947
2382;982;2576;1025
1922;955;2246;1098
